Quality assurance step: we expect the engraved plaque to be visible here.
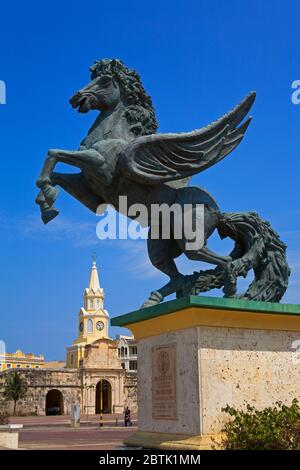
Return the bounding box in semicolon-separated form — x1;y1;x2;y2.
152;344;177;420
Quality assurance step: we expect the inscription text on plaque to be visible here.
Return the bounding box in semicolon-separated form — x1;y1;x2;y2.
152;344;177;420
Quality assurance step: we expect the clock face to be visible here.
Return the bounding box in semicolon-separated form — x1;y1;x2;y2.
96;321;104;331
79;322;84;332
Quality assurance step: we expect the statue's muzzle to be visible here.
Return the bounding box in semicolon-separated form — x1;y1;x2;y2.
69;92;80;108
69;91;92;113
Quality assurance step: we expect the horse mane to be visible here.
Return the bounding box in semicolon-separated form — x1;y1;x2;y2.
90;59;158;136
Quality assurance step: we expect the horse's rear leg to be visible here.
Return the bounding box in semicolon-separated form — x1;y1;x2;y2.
185;245;232;265
176;208;231;266
141;236;183;308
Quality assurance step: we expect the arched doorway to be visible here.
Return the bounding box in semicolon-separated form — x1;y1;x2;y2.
45;389;64;415
95;380;112;414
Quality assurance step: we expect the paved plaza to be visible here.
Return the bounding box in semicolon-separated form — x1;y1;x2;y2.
8;414;137;450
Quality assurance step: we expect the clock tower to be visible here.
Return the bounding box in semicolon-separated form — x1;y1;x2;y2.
66;259;110;368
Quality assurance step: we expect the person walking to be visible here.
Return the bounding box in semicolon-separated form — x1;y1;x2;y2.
124;406;131;427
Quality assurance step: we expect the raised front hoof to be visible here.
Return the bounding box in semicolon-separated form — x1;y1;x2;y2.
43;185;59;207
35;191;45;206
141;291;163;309
41;207;59;224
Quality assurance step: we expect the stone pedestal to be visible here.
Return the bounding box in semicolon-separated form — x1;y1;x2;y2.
112;296;300;450
0;424;23;449
70;404;80;427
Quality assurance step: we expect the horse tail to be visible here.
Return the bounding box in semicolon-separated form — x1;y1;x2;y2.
216;211;290;302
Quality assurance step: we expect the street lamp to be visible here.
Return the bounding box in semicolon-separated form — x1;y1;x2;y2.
99;379;103;428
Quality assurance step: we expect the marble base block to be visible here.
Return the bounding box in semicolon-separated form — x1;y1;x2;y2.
112;296;300;449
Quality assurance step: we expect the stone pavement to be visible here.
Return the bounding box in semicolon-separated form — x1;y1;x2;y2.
7;414;137;450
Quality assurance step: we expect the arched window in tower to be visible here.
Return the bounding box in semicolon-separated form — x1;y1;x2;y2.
96;299;100;308
87;318;93;333
121;347;124;357
88;299;94;309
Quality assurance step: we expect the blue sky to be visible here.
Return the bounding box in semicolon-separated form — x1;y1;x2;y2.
0;0;299;359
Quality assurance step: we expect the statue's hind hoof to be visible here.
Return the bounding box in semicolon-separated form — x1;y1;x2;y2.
141;291;163;309
43;185;60;207
41;207;59;224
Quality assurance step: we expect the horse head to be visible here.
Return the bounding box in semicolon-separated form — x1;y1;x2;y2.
69;59;121;113
69;58;158;136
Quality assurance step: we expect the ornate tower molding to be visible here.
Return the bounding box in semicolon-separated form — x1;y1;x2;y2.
66;260;110;368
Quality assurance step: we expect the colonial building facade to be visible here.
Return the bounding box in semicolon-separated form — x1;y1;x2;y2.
0;350;45;372
0;261;137;416
117;335;138;372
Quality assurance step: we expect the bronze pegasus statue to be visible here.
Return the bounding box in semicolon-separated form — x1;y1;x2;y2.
36;59;290;307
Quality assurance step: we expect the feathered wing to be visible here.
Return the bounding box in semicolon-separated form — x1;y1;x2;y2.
118;92;256;185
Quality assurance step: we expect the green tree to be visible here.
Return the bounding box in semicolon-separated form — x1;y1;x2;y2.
221;399;300;450
3;372;27;416
0;400;9;424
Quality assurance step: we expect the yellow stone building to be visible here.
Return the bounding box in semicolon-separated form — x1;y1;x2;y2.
0;350;45;372
64;259;133;415
66;260;110;368
0;259;137;416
